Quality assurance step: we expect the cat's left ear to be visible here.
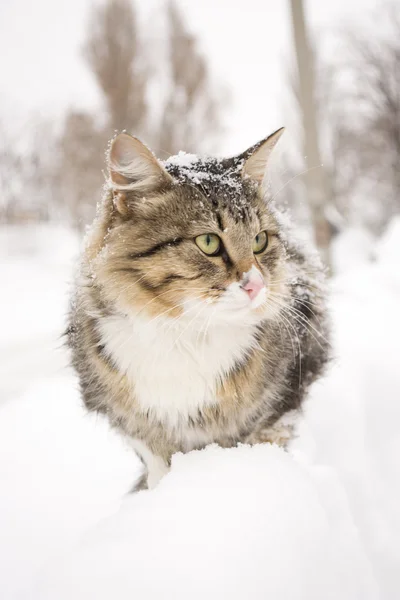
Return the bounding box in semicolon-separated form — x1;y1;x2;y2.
108;133;172;192
108;133;174;216
241;127;285;184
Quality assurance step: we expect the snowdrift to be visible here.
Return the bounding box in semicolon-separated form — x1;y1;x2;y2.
27;444;377;600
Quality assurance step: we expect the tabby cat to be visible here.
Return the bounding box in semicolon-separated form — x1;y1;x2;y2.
67;128;330;490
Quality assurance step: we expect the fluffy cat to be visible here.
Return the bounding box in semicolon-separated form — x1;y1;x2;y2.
67;128;330;490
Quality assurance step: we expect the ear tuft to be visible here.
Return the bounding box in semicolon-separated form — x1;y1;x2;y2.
108;133;172;193
242;127;285;183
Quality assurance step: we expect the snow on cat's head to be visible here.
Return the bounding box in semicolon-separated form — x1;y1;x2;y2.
91;129;288;327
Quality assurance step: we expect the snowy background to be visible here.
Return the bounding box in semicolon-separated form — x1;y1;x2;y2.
0;0;382;153
1;0;400;598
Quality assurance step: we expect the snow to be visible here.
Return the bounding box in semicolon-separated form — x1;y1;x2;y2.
331;226;375;273
0;221;399;599
0;381;135;600
26;445;378;600
164;150;200;168
375;215;400;267
163;152;244;191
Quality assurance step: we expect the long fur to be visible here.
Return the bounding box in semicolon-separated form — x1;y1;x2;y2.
67;132;330;489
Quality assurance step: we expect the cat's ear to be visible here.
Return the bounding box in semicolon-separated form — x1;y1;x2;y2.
241;127;285;184
108;133;172;209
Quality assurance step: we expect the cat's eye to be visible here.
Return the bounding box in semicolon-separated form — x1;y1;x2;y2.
253;231;268;254
195;233;221;256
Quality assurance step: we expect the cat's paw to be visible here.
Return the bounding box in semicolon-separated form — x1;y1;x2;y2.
247;411;298;448
130;472;148;493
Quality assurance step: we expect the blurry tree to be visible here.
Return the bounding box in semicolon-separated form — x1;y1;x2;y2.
0;127;20;223
57;112;107;229
1;0;222;227
54;0;222;228
289;0;332;265
83;0;147;135
0;121;61;224
156;0;221;155
320;4;400;234
286;1;400;241
56;0;147;228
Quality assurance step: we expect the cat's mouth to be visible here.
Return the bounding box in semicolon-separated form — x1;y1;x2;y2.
180;285;269;326
178;266;271;322
247;285;267;310
224;266;269;312
186;265;288;324
218;283;268;313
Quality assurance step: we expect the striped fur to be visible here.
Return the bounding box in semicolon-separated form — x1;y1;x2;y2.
67;131;330;489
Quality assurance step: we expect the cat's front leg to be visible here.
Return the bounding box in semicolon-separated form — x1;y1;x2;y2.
130;438;170;490
245;410;298;449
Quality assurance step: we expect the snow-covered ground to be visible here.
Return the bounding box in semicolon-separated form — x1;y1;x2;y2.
0;221;399;599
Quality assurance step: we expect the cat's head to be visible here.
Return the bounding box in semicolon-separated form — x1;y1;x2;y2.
92;130;288;326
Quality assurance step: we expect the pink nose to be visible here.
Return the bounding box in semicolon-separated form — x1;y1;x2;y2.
241;272;265;301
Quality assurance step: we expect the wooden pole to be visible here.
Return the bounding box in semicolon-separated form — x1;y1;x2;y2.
289;0;331;266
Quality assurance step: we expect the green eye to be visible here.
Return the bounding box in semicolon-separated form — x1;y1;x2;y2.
253;231;268;254
195;233;221;256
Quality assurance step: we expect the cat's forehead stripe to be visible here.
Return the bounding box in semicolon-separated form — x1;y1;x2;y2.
163;151;257;221
163;152;244;189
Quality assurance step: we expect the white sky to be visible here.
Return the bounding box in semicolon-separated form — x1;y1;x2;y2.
0;0;381;154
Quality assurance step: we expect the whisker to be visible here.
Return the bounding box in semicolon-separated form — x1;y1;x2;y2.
143;293;209;329
133;287;210;318
267;301;301;386
200;306;217;356
270;165;322;203
168;303;209;352
271;290;321;322
268;295;328;350
161;294;210;336
279;301;329;345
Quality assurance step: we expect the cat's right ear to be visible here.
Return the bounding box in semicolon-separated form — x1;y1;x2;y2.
108;133;172;215
240;128;285;185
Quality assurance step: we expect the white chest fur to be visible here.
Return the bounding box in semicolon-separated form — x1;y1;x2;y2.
98;310;258;428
